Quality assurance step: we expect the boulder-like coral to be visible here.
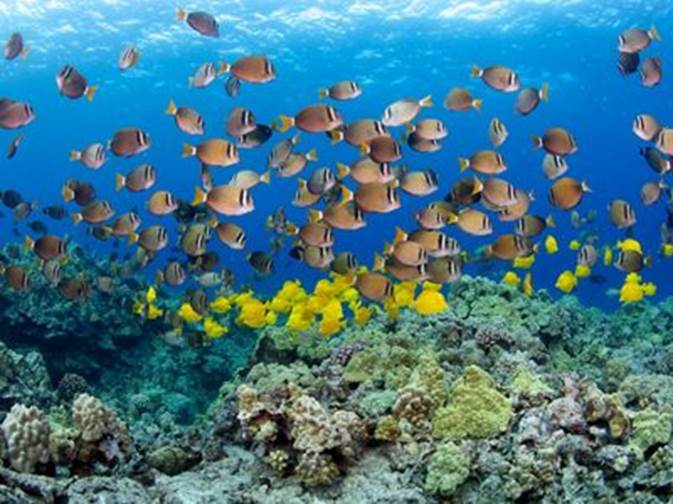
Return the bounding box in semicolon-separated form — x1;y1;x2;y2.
392;387;434;432
72;393;133;463
1;403;50;473
295;451;339;487
432;366;512;439
424;442;470;496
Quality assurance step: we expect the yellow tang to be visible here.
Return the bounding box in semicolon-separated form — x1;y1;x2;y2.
513;254;535;269
414;282;448;315
617;238;642;254
502;271;521;287
204;317;228;339
603;247;613;266
569;240;581;251
662;243;673;257
555;270;577;293
209;297;232;314
544;235;559;254
522;272;533;296
575;264;591;278
178;302;203;323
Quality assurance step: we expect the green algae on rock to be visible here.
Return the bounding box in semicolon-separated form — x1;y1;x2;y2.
432;365;512;439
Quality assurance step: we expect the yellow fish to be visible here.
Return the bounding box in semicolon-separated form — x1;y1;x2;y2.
177;302;203;323
603;247;613;266
619;281;643;304
146;286;157;304
662;244;673;257
209;296;232;314
574;264;591;278
522;272;533;296
204;317;227;339
569;240;581;251
617;238;642;255
555;270;578;294
414;283;448;316
512;254;535;269
146;303;163;320
544;235;559;254
642;282;657;297
502;271;521;287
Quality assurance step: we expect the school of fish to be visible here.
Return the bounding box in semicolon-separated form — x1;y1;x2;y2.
1;13;672;345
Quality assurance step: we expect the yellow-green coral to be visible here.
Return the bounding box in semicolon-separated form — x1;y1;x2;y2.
510;367;552;399
629;407;673;455
432;366;512;439
424;442;470;496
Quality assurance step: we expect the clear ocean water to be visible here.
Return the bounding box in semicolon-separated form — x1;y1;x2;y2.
1;0;672;311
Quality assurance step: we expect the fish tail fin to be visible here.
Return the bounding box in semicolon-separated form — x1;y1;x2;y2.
273;115;294;133
650;25;661;41
115;173;126;192
457;157;470;172
581;180;592;193
339;184;354;206
531;135;543;149
305;147;318;162
470;65;482;78
176;7;186;21
393;226;407;245
358;142;370;156
327;129;343;144
336;162;350;180
61;184;74;202
23;235;34;251
69;150;81;161
284;222;298;235
372;253;385;272
181;142;196;158
405;122;416;136
84;85;98;102
192;186;207;206
546;215;556;228
419;94;433;108
260;170;271;184
165;99;177;116
483;245;493;258
318;88;329;99
471;98;482;112
540;82;550;102
217;61;230;75
382;242;393;256
20;46;30;60
308;209;323;223
471;176;484;195
71;213;83;225
445;211;459;225
128;231;139;244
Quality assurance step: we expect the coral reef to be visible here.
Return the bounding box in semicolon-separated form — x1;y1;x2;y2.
2;276;673;501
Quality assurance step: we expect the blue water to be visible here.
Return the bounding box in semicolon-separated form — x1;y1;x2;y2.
1;1;672;311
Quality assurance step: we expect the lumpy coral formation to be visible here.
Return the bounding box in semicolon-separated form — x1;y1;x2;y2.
432;365;513;439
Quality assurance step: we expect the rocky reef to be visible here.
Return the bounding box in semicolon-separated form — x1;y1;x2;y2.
2;276;673;502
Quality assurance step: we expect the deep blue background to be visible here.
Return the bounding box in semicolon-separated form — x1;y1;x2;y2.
0;1;671;311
